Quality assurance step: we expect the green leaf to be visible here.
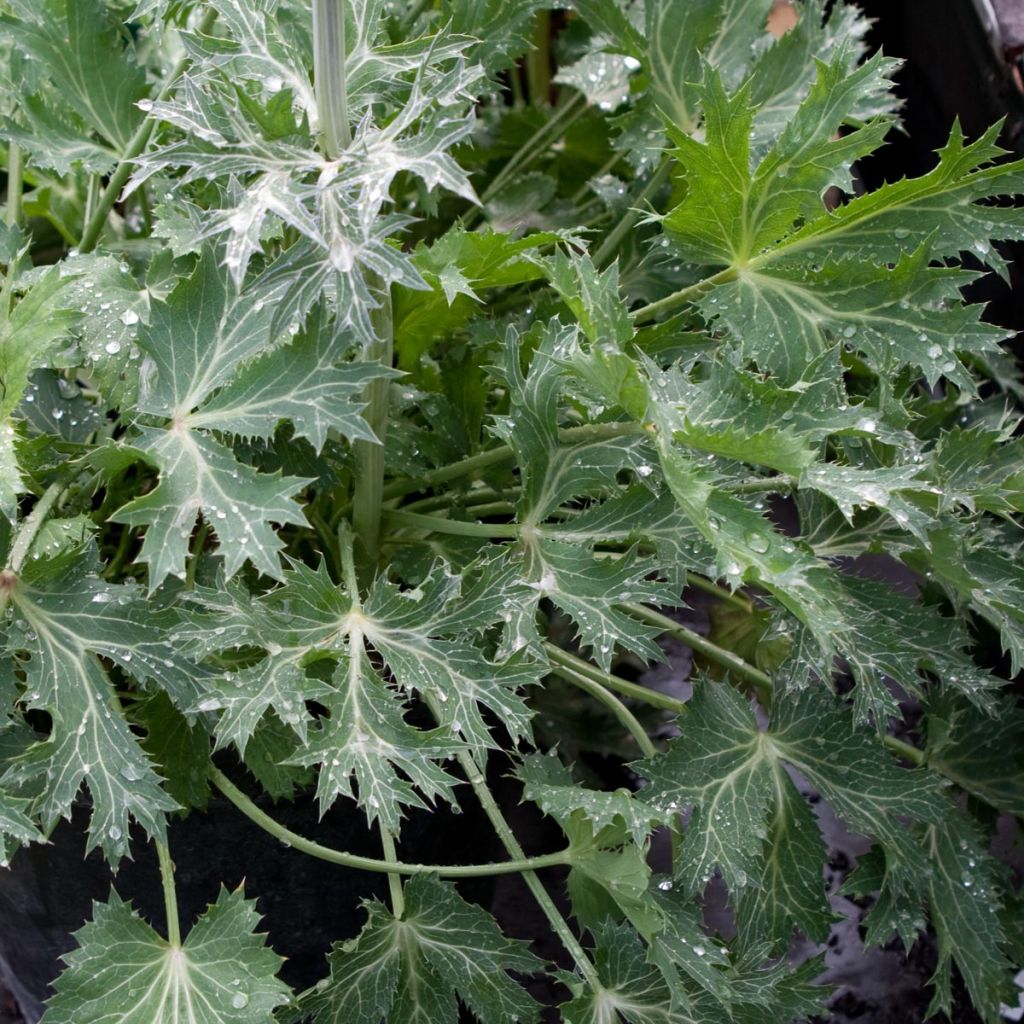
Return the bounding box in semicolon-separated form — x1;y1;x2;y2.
0;785;43;866
113;428;310;588
443;0;549;71
0;0;147;171
636;681;948;946
2;548;198;859
193;327;388;451
41;887;290;1023
645;0;775;132
919;527;1024;675
290;648;459;830
564;922;700;1024
110;256;364;587
0;267;79;517
518;752;667;858
926;696;1024;816
923;814;1013;1022
636;680;776;895
303;876;543;1024
733;764;833;954
664;56;895;267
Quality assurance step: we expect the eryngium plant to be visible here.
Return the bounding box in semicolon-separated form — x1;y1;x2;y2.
0;0;1021;1021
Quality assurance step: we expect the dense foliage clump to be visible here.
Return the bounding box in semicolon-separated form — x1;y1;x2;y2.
0;1;1021;1021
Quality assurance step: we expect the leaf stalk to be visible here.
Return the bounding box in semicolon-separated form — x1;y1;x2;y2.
210;767;573;877
156;840;182;947
79;7;219;254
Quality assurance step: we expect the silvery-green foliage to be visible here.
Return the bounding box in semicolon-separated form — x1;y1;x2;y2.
0;1;1021;1022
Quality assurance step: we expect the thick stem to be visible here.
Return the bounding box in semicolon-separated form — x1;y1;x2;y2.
544;642;687;716
313;0;351;158
384;508;519;539
379;824;405;918
352;284;394;583
156;840;182;947
882;735;926;766
547;657;657;757
684;572;753;610
5;144;22;228
211;767;572;876
525;10;552;107
79;8;218;254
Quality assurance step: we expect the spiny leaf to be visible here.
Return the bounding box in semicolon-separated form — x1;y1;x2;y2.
303;876;543;1024
41;887;290;1023
2;548;195;859
0;0;147;172
636;681;948;932
927;695;1024;816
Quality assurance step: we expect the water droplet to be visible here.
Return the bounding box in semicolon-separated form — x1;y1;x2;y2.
231;992;249;1009
744;530;770;554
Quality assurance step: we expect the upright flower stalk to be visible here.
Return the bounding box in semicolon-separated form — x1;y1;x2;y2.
314;0;392;578
313;0;351;158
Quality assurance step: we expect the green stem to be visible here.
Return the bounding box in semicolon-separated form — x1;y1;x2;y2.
103;525;136;581
398;482;519;515
79;8;219;254
380;421;645;504
210;767;572;876
593;159;671;268
727;475;795;495
631;265;738;325
685;572;752;611
547;657;657;757
543;643;687;715
384;508;520;539
352;283;394;583
623;603;773;699
156;840;182;947
882;735;925;766
5;144;22;228
313;0;351;158
5;474;73;574
526;10;552;106
338;520;361;604
480;93;585;206
405;0;433;28
429;699;601;990
184;522;210;590
82;175;101;233
379;824;405;918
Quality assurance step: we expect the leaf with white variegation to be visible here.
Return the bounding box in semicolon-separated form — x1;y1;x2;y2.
41;888;290;1024
1;547;197;859
302;876;543;1024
